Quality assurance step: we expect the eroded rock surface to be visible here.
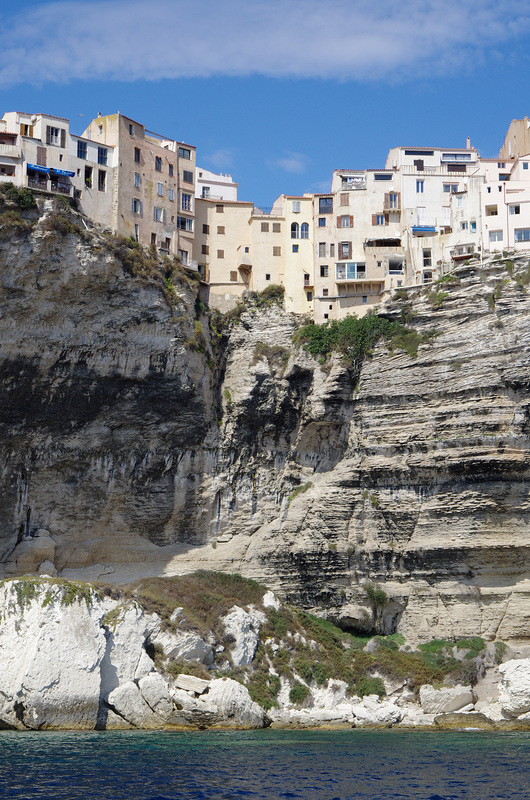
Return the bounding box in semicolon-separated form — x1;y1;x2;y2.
2;211;530;644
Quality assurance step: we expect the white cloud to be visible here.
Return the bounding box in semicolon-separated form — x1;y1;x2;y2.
273;153;308;174
0;0;529;86
205;148;236;170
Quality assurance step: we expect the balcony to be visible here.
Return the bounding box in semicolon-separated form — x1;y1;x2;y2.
0;144;21;159
450;244;476;261
336;263;367;282
50;180;71;195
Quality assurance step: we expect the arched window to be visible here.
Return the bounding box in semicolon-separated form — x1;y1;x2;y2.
291;222;299;239
300;223;309;239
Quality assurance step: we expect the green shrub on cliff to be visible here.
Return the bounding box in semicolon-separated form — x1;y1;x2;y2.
293;312;433;371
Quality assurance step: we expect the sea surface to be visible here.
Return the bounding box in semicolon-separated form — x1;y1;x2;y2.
0;728;529;800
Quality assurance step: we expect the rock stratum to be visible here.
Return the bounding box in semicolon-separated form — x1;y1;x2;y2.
2;195;530;645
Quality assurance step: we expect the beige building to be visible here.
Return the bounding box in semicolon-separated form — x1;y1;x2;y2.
82;113;196;263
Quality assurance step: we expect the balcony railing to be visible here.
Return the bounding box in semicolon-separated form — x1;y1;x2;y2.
0;144;21;158
50;181;71;195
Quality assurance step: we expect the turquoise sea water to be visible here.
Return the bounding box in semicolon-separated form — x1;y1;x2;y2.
0;728;529;799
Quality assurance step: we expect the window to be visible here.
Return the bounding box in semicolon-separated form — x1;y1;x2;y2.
320;265;328;277
490;230;503;243
487;187;491;193
177;216;193;231
301;223;309;239
131;198;142;215
273;246;281;256
470;221;477;232
375;214;385;226
217;225;225;234
77;141;87;159
178;249;189;265
524;163;529;170
461;221;468;230
183;170;193;183
304;273;310;285
261;222;270;232
178;147;191;160
443;184;458;193
20;123;33;137
324;314;329;320
201;245;209;255
510;205;521;215
244;247;249;253
292;200;301;213
153;206;163;221
182;193;191;211
340;193;349;206
486;205;498;216
306;291;313;301
217;249;224;258
291;222;299;238
362;296;368;304
168;188;174;201
202;187;211;199
216;204;224;213
414;159;424;171
456;196;463;207
330;244;335;257
157;182;163;196
423;248;432;267
416;180;424;193
292;244;299;253
84;166;92;188
98;170;106;192
265;273;271;280
339;241;352;259
230;271;238;282
323;288;329;297
36;146;46;167
319;197;333;214
318;218;326;227
98;147;108;166
203;224;209;234
498;162;505;169
319;242;326;257
151;233;157;246
273;222;281;233
134;224;139;242
134;148;141;164
134;172;140;188
155;156;162;172
388;192;399;209
169;164;174;177
128;123;134;136
374;173;392;181
46;126;61;146
340;215;351;228
515;229;530;242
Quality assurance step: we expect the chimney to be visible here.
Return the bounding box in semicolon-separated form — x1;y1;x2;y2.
466;136;471;150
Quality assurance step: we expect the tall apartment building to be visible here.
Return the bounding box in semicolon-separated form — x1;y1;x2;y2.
82;114;196;264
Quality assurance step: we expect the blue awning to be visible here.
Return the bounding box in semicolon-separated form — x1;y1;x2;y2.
27;163;50;174
412;225;436;233
50;168;75;177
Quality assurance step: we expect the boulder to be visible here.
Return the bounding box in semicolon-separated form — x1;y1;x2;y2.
419;684;474;714
499;658;530;716
174;674;210;694
263;591;280;610
107;681;166;729
222;605;266;666
205;678;267;728
350;695;403;726
138;673;174;718
152;629;213;665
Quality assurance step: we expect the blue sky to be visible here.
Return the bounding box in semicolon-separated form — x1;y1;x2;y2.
2;0;530;207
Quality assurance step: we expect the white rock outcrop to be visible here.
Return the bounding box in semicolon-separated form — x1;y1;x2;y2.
499;658;530;716
419;684;475;715
222;605;266;666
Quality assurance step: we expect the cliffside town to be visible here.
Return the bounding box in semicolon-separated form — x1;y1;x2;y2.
3;111;530;323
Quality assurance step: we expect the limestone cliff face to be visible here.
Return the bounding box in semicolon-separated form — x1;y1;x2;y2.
2;202;530;644
0;199;218;578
